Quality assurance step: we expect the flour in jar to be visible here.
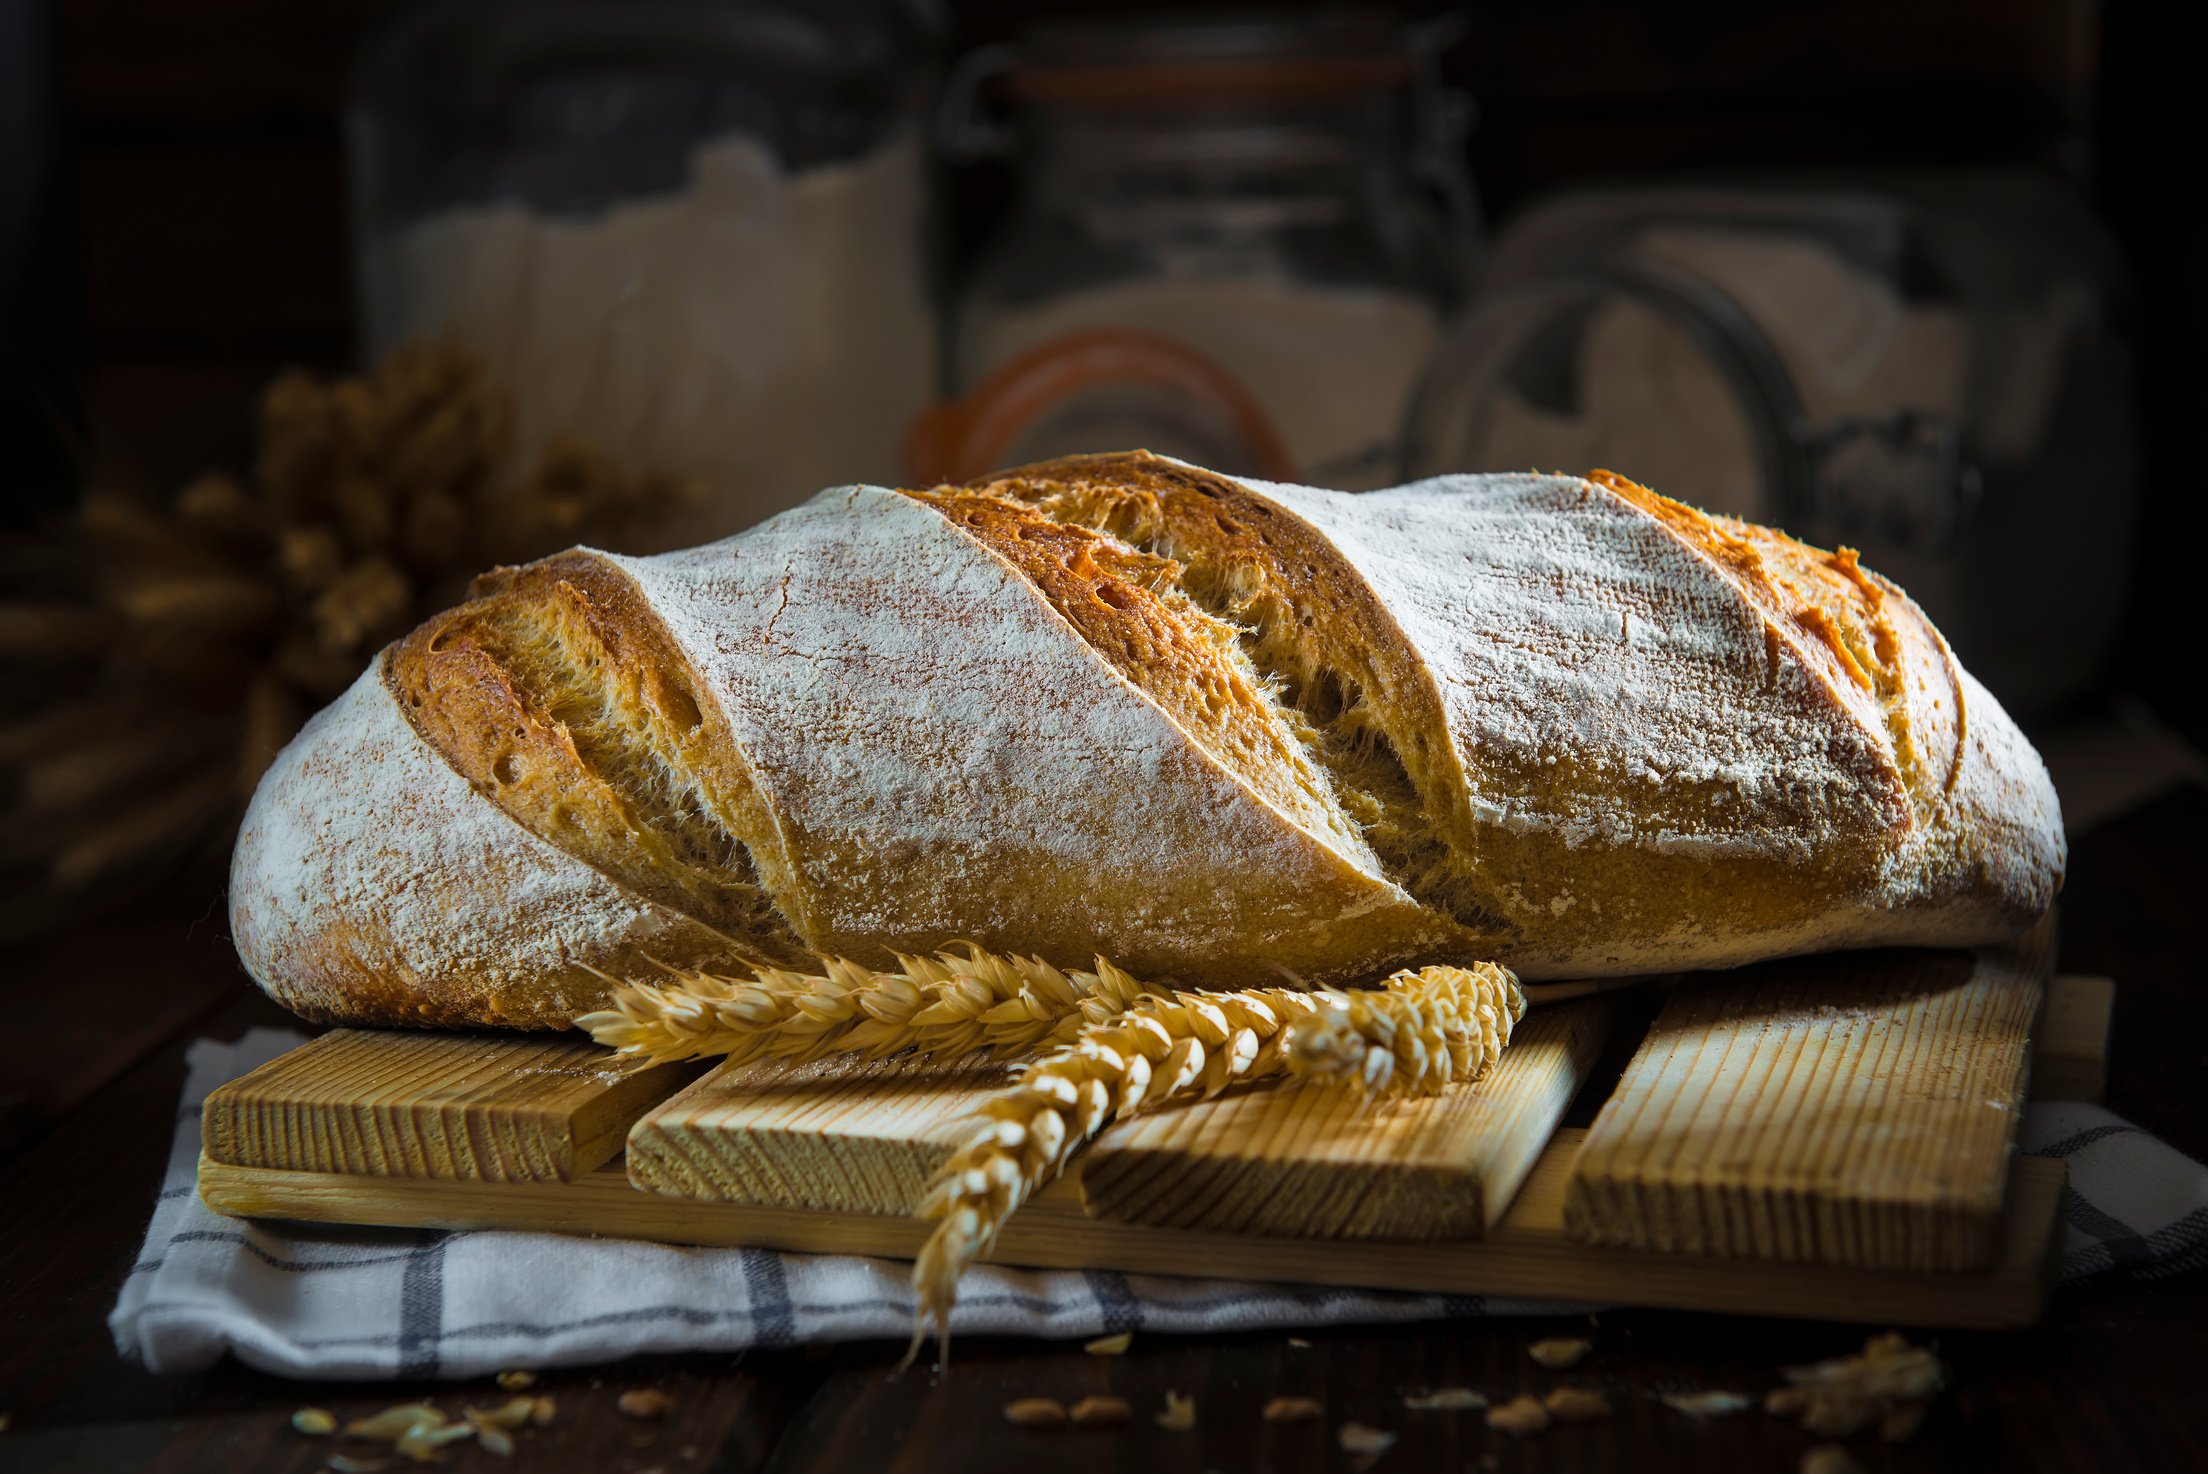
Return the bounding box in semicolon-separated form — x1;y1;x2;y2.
359;133;934;544
962;277;1441;490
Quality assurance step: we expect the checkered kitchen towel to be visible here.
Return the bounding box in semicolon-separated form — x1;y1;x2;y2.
112;1030;2208;1379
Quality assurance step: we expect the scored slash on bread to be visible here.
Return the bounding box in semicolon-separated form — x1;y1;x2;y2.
229;451;2063;1029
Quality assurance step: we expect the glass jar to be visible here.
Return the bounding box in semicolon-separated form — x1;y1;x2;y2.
912;10;1476;490
1408;175;2137;712
349;0;937;544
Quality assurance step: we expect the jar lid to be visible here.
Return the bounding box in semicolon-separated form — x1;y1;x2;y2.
1004;11;1413;107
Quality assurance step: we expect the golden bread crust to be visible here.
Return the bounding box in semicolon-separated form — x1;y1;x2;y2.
594;484;1474;989
228;667;751;1029
386;550;801;962
229;452;2063;1025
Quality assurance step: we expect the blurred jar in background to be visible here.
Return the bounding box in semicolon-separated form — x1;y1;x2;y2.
1409;175;2136;713
350;0;937;544
914;9;1477;490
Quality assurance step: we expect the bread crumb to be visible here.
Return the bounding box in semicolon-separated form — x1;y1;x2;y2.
1339;1422;1397;1469
1070;1396;1131;1428
618;1389;672;1420
1528;1337;1591;1369
1402;1387;1485;1411
1775;1332;1943;1439
1544;1388;1611;1423
1485;1395;1551;1436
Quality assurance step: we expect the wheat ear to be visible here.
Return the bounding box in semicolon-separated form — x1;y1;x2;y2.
904;963;1525;1370
1284;962;1526;1099
574;945;1165;1067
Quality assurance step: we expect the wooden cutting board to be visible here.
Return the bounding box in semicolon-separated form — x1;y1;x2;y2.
197;1134;2067;1331
197;954;2110;1329
1565;928;2056;1271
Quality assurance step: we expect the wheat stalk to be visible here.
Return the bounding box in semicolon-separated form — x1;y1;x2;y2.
904;962;1525;1369
574;944;1167;1067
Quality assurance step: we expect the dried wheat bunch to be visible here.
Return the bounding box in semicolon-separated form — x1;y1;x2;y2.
0;342;694;938
905;963;1525;1368
575;945;1167;1067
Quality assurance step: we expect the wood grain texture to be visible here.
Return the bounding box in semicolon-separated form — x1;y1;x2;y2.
15;786;2201;1474
201;1028;704;1182
2034;974;2115;1103
1563;929;2053;1272
1081;998;1614;1239
627;1051;1003;1211
196;1127;2065;1330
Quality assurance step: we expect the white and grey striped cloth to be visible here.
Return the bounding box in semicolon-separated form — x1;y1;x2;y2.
111;1029;2208;1380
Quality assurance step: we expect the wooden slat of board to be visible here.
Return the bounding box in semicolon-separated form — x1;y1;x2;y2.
195;1131;2066;1331
201;1029;705;1183
1564;931;2052;1272
2034;975;2115;1103
1081;998;1614;1239
628;998;1618;1241
627;1052;1004;1212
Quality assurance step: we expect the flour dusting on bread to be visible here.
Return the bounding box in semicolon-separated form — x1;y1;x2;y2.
604;485;1465;987
228;454;2064;1027
230;667;737;1027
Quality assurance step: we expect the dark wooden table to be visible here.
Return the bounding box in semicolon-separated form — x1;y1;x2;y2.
4;783;2204;1474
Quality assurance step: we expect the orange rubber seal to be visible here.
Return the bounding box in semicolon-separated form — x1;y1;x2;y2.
903;328;1296;485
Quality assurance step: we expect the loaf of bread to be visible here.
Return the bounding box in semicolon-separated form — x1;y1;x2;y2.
229;451;2063;1028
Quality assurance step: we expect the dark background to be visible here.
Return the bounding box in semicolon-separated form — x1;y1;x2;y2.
4;11;2206;1467
2;0;2201;741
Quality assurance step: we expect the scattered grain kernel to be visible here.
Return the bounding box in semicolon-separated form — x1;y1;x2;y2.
1765;1386;1810;1417
1070;1395;1131;1428
1801;1445;1866;1474
1544;1388;1612;1423
1779;1332;1943;1438
469;1398;536;1430
395;1422;474;1460
1287;1337;1312;1348
1485;1395;1551;1437
1084;1332;1133;1356
344;1405;445;1440
618;1389;673;1420
291;1408;338;1436
530;1396;558;1426
1262;1396;1324;1424
1661;1390;1752;1418
1156;1391;1197;1431
1338;1422;1397;1464
1004;1398;1068;1428
1528;1337;1591;1369
475;1423;515;1458
1402;1388;1485;1412
496;1370;536;1392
